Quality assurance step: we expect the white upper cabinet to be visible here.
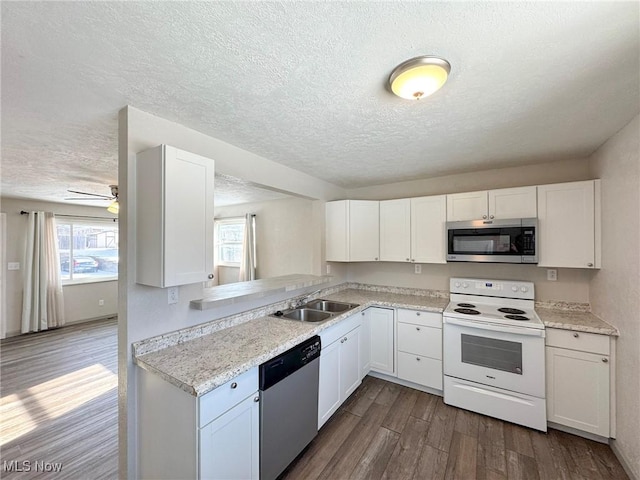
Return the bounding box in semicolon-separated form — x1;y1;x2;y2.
380;199;411;262
379;196;447;264
411;195;447;264
537;180;601;269
136;145;215;288
447;186;537;221
489;186;537;219
326;200;379;262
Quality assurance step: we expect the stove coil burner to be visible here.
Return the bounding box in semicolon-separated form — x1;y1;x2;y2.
498;307;526;315
457;303;476;308
504;314;530;321
454;308;481;315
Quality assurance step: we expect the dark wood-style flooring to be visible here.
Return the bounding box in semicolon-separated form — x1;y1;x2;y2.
0;318;118;479
283;376;628;480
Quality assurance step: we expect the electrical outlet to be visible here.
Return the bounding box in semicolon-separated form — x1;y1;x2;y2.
168;287;179;304
98;299;105;306
547;269;557;281
414;264;422;274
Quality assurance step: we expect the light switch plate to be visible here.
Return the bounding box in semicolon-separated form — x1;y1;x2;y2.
8;262;20;271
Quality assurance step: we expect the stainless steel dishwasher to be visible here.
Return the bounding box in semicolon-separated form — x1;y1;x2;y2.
259;335;321;480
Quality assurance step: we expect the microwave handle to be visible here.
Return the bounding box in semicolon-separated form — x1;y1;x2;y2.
443;317;546;337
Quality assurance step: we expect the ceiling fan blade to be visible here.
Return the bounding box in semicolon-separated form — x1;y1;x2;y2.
66;189;113;199
65;197;113;201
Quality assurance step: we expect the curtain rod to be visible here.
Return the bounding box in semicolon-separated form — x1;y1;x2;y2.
20;210;118;222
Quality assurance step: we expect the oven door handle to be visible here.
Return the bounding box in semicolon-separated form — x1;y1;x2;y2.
443;317;546;337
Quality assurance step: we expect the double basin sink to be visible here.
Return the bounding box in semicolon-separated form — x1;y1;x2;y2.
273;299;360;323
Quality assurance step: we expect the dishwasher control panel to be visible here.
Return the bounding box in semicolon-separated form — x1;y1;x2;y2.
259;335;321;391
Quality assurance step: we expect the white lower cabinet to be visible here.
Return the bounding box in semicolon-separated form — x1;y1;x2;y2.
545;328;611;437
138;366;259;479
199;394;259;480
396;309;443;390
318;314;362;428
368;307;395;375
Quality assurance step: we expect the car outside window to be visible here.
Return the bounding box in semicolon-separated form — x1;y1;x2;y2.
57;220;118;284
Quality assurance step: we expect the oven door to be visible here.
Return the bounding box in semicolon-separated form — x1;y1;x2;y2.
443;317;545;397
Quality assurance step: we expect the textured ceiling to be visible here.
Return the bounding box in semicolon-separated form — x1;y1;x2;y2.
2;2;639;205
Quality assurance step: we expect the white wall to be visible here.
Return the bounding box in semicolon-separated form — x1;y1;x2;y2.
0;197;118;336
215;196;318;282
589;114;640;479
341;158;595;302
118;106;345;478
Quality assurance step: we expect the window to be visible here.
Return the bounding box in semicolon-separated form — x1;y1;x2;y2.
214;218;245;266
56;219;118;283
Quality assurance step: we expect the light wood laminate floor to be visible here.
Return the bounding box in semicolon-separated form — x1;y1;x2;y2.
282;376;628;480
1;318;118;479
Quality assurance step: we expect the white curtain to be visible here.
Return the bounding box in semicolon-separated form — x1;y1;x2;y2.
21;211;65;333
238;214;256;282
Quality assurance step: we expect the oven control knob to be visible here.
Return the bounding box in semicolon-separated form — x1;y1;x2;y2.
454;282;461;288
462;282;468;288
520;286;528;293
512;286;518;292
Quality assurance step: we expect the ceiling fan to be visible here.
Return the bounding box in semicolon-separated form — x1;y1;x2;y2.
65;185;119;214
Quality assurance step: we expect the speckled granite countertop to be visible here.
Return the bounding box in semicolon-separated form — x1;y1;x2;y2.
134;283;618;397
133;287;448;396
536;308;619;336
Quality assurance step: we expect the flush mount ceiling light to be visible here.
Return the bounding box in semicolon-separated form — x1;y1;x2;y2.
388;55;451;100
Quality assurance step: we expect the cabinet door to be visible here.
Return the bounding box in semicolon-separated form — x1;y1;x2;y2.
446;191;488;221
369;307;395;375
379;199;411;262
325;201;348;262
199;393;259;480
349;201;380;262
411;195;447;264
318;339;341;428
546;347;609;437
136;145;215;287
488;186;537;219
538;180;599;268
359;311;371;379
341;327;361;400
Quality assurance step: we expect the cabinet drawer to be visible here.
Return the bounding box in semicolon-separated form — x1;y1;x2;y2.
321;313;361;347
546;328;609;355
397;323;442;360
397;309;441;328
397;352;442;390
199;367;259;427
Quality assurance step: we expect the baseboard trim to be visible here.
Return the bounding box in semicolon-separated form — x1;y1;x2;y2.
368;370;443;397
610;441;639;480
2;314;117;339
547;422;609;444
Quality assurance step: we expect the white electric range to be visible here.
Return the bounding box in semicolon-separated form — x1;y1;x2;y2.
442;277;547;431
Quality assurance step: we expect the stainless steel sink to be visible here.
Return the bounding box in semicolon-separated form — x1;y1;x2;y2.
303;300;359;313
272;299;359;323
281;308;333;322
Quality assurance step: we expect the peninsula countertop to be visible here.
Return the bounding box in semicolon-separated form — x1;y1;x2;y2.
133;285;617;397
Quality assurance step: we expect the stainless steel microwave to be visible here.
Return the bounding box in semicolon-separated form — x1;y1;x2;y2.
446;218;538;264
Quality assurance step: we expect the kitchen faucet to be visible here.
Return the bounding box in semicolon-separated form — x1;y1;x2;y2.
294;288;323;308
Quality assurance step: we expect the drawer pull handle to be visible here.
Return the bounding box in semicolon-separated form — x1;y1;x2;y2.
416;312;421;316
573;333;579;338
587;263;594;267
416;327;421;331
602;358;608;363
416;357;421;361
254;396;260;402
231;382;238;389
406;258;410;261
